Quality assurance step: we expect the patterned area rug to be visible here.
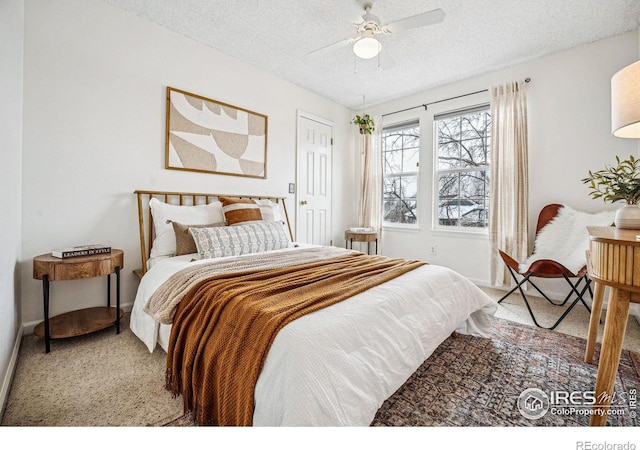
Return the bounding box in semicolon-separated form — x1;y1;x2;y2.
155;316;640;427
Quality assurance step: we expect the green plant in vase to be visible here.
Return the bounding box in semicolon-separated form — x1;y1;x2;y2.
581;155;640;228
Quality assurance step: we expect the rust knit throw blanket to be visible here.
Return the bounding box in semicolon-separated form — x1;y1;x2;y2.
165;252;425;426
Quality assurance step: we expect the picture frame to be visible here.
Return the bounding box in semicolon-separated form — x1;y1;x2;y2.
165;87;268;178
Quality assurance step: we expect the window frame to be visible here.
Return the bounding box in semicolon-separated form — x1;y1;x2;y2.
382;120;420;228
432;104;491;233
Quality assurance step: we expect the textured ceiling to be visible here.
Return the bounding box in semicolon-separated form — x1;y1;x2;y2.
101;0;640;110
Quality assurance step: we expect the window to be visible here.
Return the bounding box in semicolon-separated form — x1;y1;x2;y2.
383;121;420;225
435;105;491;229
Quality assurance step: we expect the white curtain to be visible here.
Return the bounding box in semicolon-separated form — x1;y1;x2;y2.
358;114;383;233
489;81;529;286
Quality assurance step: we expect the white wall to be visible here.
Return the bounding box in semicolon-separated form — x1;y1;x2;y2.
19;0;356;327
0;0;24;415
13;0;640;349
368;30;639;293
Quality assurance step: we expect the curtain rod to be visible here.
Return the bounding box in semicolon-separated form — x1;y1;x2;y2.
382;78;531;118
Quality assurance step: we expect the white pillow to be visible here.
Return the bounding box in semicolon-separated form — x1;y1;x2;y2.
254;199;283;223
149;198;225;258
190;221;291;259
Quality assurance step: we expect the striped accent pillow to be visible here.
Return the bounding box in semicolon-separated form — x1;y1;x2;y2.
190;221;291;259
219;197;263;225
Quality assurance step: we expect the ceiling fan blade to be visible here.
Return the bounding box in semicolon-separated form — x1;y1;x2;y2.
385;8;445;33
307;37;355;56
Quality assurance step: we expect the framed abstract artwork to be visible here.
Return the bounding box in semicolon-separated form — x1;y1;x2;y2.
165;87;268;178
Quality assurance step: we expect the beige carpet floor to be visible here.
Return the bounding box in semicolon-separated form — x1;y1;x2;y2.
483;286;640;351
1;314;181;427
1;285;639;427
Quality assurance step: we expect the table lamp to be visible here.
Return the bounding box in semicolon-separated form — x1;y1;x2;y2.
612;60;640;138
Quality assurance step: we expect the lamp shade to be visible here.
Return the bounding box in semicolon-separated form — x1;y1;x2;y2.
612;60;640;138
353;37;381;59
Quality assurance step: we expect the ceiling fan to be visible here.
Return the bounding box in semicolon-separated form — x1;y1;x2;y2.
308;1;445;67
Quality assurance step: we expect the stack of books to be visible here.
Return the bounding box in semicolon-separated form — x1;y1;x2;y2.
349;227;374;233
51;244;111;259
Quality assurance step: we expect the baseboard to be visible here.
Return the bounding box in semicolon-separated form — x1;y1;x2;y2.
0;323;24;422
468;277;492;288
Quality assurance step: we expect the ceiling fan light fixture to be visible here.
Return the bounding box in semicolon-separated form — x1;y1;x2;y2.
353;37;381;59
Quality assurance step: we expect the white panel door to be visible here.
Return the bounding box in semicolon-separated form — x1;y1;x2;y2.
296;115;332;245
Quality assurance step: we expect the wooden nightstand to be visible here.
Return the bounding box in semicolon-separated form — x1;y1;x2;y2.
32;249;124;353
344;230;379;255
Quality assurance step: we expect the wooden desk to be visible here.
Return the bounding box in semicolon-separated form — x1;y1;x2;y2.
585;227;640;426
33;249;124;353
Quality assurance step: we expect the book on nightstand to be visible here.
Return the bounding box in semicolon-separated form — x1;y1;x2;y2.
51;244;111;259
349;227;374;233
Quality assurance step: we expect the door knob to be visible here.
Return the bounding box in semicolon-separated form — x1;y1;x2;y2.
300;200;308;205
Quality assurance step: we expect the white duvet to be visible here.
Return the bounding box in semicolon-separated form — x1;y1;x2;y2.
130;245;497;426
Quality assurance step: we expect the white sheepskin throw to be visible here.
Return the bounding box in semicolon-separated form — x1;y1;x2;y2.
519;205;615;275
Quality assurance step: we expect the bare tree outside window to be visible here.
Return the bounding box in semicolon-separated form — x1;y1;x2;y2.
435;106;491;228
382;122;420;225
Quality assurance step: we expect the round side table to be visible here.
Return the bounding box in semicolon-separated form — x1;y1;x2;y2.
32;249;124;353
344;230;378;255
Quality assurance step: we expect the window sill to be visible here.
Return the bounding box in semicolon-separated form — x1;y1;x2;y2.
431;227;489;239
382;224;420;233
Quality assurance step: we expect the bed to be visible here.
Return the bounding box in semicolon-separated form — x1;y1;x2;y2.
129;190;498;426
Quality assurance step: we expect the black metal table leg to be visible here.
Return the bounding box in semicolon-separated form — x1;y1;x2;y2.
116;266;121;334
43;275;50;354
106;270;121;334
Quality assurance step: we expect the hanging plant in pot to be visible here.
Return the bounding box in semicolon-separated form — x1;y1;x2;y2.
352;114;375;135
581;155;640;229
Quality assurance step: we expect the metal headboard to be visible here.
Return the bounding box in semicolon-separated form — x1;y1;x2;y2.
134;190;292;278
